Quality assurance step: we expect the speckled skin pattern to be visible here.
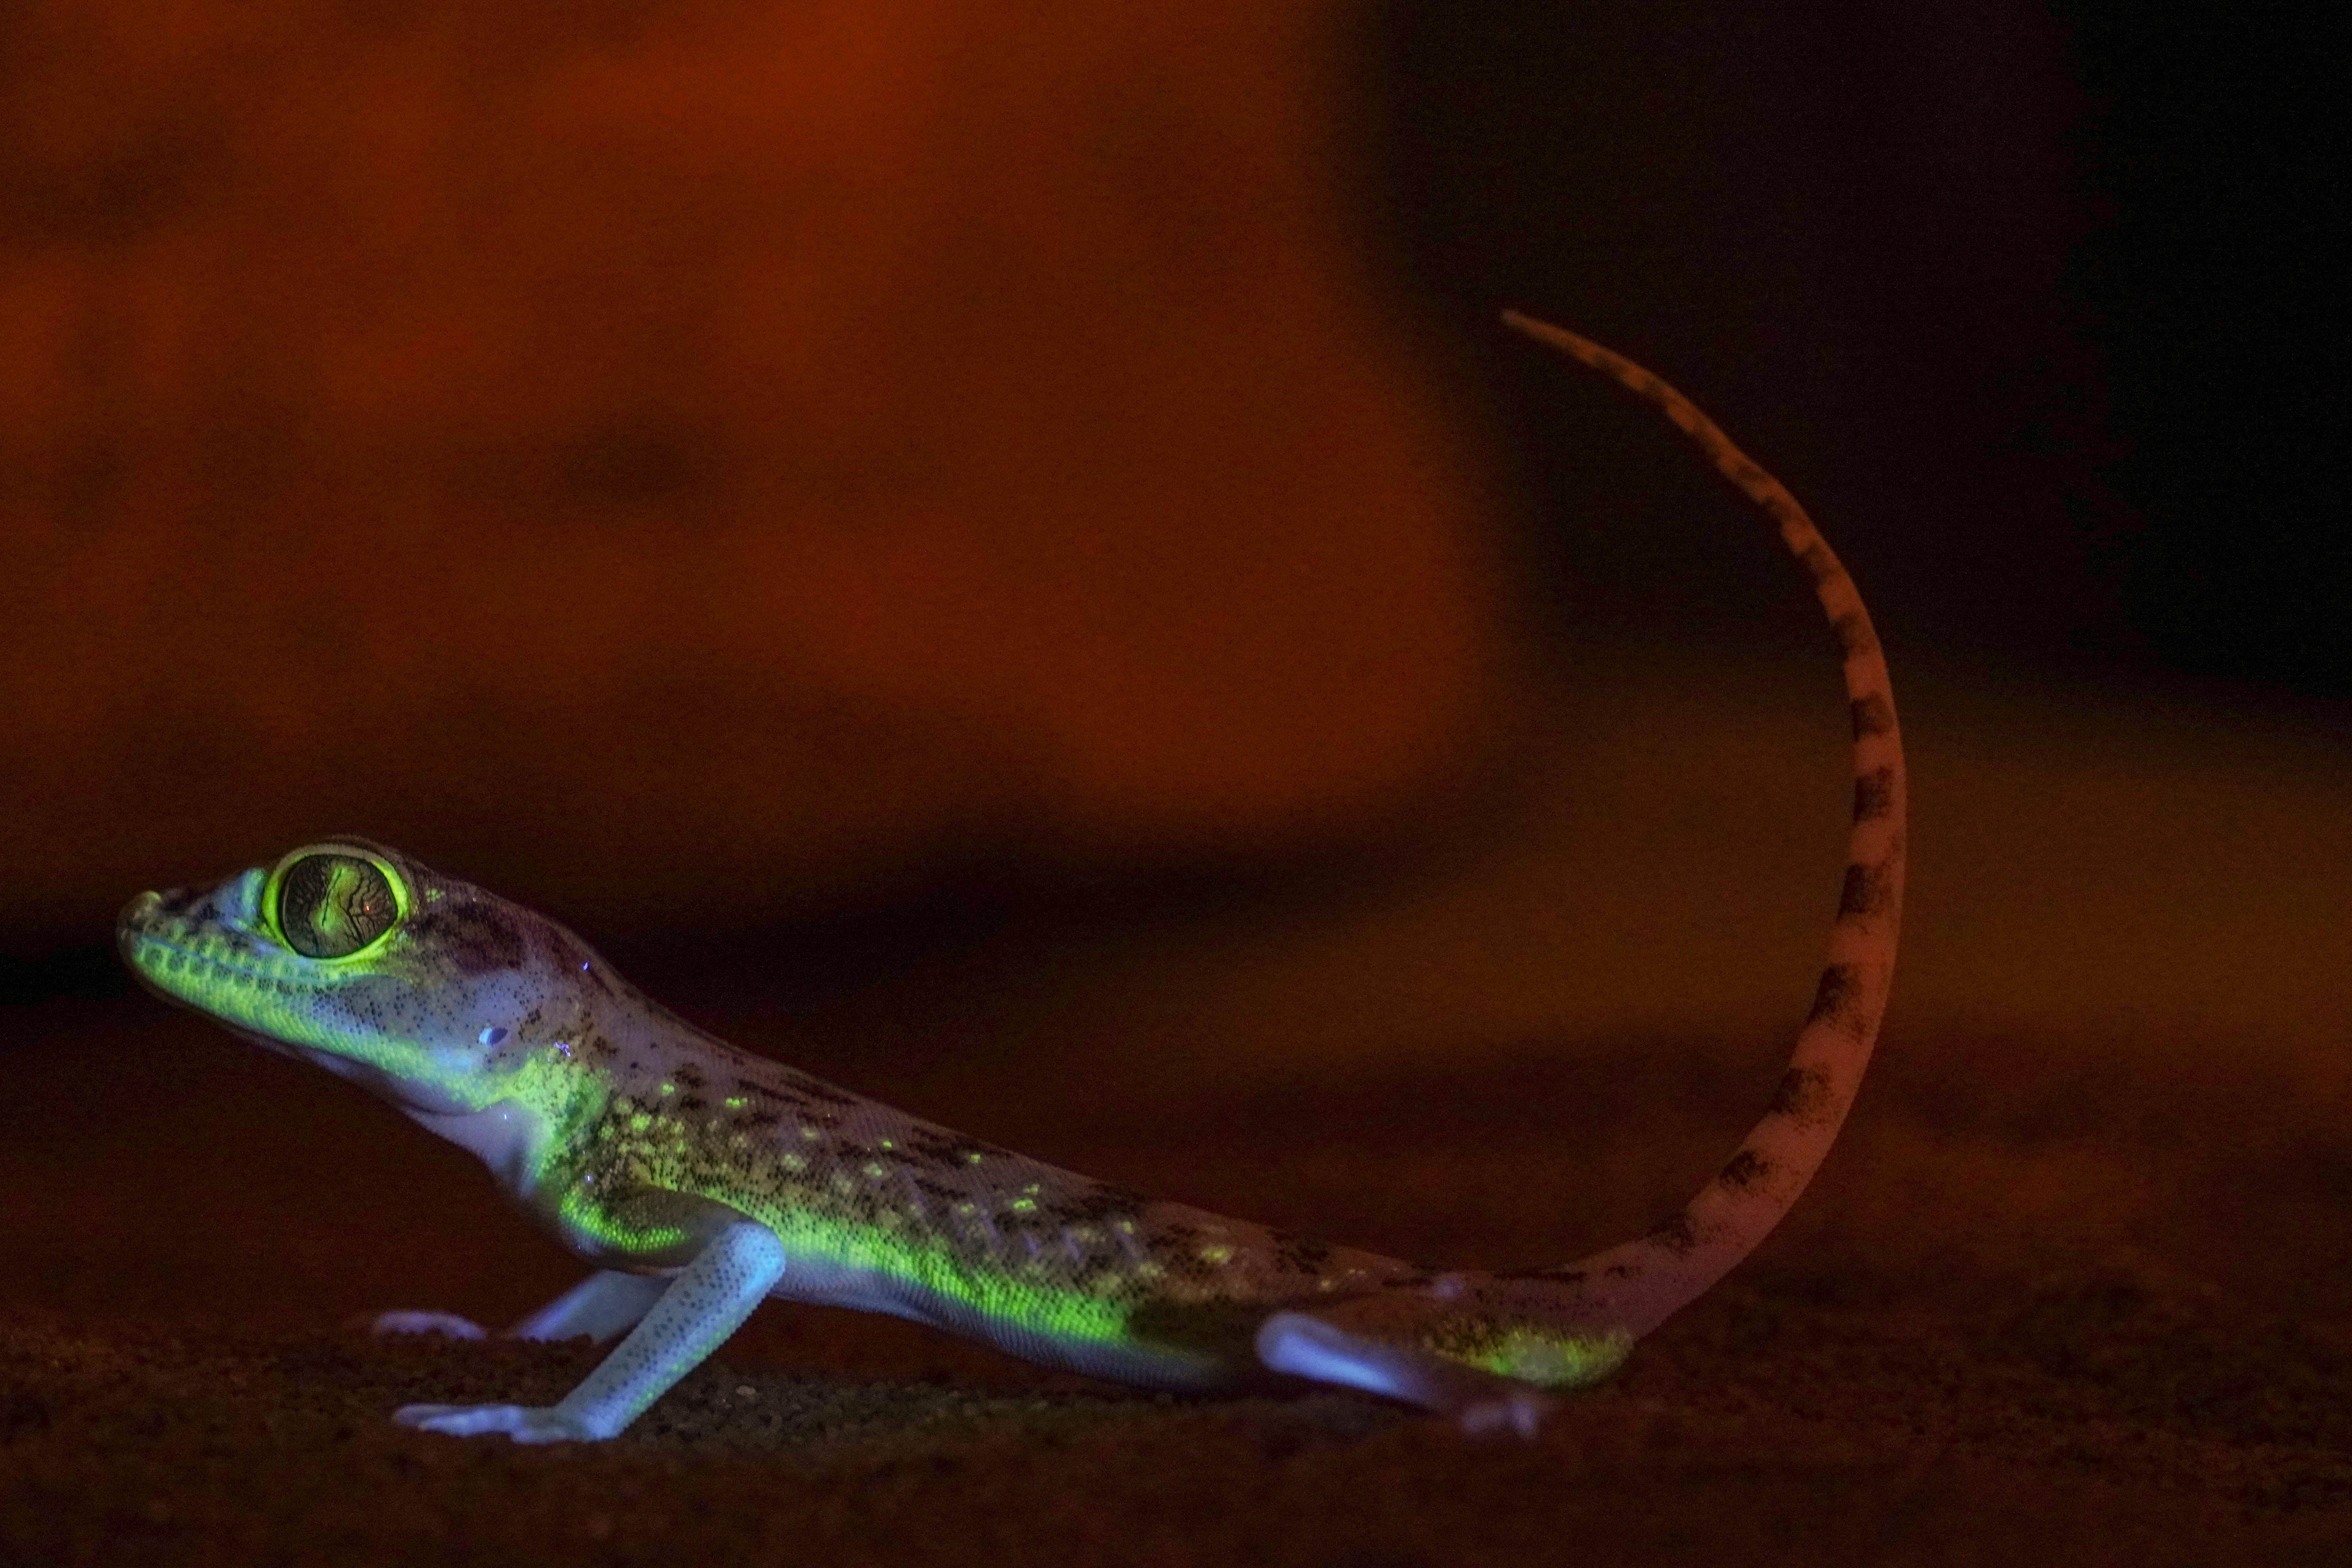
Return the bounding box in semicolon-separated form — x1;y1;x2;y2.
114;317;1903;1441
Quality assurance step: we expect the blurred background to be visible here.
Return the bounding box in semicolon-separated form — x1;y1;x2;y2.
2;0;2348;1338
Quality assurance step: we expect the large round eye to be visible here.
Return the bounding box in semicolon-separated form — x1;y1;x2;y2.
274;852;402;959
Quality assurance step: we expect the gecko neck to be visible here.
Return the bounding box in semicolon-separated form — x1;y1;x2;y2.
405;1100;554;1195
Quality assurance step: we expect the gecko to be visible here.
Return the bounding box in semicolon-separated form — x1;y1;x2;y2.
114;312;1905;1443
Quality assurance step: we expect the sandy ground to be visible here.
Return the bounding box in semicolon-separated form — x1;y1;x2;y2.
6;998;2352;1566
6;660;2351;1564
5;7;2337;1560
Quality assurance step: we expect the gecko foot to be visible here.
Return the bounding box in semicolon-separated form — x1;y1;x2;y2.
394;1402;606;1443
368;1310;488;1339
1256;1310;1561;1440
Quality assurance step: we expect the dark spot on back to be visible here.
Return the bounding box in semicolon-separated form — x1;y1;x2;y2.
996;1203;1060;1236
901;1128;1011;1171
1046;1185;1151;1227
737;1079;812;1110
1268;1230;1334;1275
1850;693;1895;739
404;905;526;976
781;1072;858;1107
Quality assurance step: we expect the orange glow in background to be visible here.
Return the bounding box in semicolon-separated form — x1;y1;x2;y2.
4;11;2352;1550
2;0;2346;1075
2;0;1504;942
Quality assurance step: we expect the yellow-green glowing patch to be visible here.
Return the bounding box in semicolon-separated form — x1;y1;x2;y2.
1428;1322;1634;1389
752;1206;1138;1349
557;1185;691;1256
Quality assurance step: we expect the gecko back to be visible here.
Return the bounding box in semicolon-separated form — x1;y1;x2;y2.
116;314;1902;1442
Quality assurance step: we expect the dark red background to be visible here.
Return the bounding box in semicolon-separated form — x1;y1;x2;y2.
4;4;2347;1562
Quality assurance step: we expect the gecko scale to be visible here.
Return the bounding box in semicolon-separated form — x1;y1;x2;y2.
116;314;1905;1443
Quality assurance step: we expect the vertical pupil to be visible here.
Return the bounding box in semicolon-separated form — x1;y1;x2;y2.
278;854;397;958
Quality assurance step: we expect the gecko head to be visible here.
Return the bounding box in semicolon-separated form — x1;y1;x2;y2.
118;838;611;1116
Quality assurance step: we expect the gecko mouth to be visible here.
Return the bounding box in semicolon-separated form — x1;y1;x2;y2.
117;892;319;1004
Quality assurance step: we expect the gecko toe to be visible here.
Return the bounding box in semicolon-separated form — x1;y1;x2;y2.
394;1402;602;1442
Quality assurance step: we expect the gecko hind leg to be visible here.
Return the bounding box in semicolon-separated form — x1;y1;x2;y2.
1256;1311;1560;1439
507;1270;670;1342
368;1269;668;1345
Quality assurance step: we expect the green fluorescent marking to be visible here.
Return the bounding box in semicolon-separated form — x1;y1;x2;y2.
127;881;1196;1365
560;1117;1159;1354
557;1184;689;1255
126;932;481;1104
122;926;599;1173
1447;1326;1633;1389
757;1205;1136;1348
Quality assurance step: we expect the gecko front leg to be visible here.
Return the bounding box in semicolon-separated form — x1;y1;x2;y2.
396;1220;787;1443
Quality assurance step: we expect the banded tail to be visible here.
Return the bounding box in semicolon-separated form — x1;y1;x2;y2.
1257;315;1906;1427
1494;310;1907;1336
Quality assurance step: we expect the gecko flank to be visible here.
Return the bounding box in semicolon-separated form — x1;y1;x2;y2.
116;313;1905;1443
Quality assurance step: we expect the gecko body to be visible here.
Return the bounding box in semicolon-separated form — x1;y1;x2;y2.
117;315;1904;1442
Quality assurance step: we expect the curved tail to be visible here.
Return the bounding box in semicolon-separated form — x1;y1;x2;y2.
1497;310;1907;1339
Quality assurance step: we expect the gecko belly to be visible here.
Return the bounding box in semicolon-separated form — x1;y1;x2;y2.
761;1250;1258;1392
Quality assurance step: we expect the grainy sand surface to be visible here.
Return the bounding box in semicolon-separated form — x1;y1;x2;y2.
3;4;2333;1559
7;980;2351;1565
8;661;2352;1565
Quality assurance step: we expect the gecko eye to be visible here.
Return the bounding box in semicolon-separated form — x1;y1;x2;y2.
274;852;403;959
